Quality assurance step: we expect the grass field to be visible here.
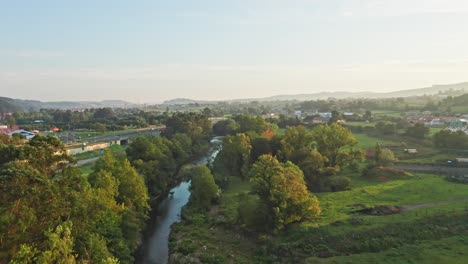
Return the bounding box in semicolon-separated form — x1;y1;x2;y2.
315;173;468;230
452;105;468;114
75;131;116;138
79;163;94;177
171;167;468;263
354;133;399;149
73;144;125;160
345;121;376;127
305;235;468;264
371;110;403;117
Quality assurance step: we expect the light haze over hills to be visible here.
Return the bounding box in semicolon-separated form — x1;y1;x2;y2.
1;1;468;102
2;82;466;111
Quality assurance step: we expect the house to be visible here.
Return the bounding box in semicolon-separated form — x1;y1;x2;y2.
312;116;325;124
294;111;302;119
423;117;443;127
405;149;418;154
8;130;36;140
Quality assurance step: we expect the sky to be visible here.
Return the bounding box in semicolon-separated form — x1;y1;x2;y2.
1;0;468;103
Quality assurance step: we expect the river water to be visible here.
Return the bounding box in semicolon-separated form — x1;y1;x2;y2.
138;136;223;264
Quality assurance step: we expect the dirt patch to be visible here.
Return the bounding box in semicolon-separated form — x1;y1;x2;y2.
356;205;402;215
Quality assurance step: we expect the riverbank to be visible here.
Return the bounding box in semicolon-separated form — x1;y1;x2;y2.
137;136;223;264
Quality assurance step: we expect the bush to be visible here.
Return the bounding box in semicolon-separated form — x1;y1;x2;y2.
326;176;352;192
362;166;411;179
177;239;197;255
237;194;270;231
199;253;228;264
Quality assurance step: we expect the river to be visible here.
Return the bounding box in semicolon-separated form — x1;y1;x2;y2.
137;136;223;264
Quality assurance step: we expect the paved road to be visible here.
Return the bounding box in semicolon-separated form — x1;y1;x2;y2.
395;164;468;176
76;157;99;166
65;127;163;148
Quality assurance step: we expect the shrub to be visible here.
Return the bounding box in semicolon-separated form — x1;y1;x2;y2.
237;194;270;231
177;239;197;255
199;253;228;264
362;166;411;179
326;176;352;192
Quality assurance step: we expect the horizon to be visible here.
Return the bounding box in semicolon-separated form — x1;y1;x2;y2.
4;81;468;104
2;0;468;102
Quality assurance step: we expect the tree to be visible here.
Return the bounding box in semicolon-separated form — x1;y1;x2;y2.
222;133;252;178
183;165;220;210
329;110;341;123
92;151;149;216
374;143;382;164
8;117;16;128
364;110;372;121
250;137;272;162
11;223;77;264
312;124;357;167
434;130;468;149
379;148;398;166
405;123;429;139
202;107;212;117
212;119;238;136
93;108;115;120
250;155;321;230
95;123;107;133
280;126;314;162
236;115;268;134
374;143;398;166
297;151;327;191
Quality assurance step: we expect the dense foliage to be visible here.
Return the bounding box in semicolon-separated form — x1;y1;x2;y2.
126;113;212;197
0;135;149;263
250;155;321;230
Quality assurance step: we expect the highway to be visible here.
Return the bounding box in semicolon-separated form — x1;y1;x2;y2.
64;127;163;148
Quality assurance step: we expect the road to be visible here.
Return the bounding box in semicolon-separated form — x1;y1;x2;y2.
65;127;163;148
76;157;100;166
395;164;468;176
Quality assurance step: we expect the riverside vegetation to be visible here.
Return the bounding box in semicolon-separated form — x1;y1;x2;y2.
168;115;468;264
0;113;212;263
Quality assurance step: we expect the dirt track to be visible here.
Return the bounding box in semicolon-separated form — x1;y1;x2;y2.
395;164;468;176
400;198;468;211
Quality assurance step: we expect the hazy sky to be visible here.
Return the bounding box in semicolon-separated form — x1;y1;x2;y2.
1;0;468;103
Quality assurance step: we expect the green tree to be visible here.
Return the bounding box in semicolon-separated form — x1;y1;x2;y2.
280;126;314;162
222;133;252;178
379;148;398;166
434;130;468;149
364;110;372;121
312;124;357;167
8;116;16;128
95;123;107;133
405;123;429;139
183;165;220;210
250;155;321;230
236;115;268;134
92;151;149;216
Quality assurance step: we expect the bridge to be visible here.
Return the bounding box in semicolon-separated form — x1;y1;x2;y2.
65;126;164;155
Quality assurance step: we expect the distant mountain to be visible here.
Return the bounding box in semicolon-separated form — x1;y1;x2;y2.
257;92;378;101
0;98;138;111
160;82;468;104
380;82;468;98
0;97;23;112
161;98;211;105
